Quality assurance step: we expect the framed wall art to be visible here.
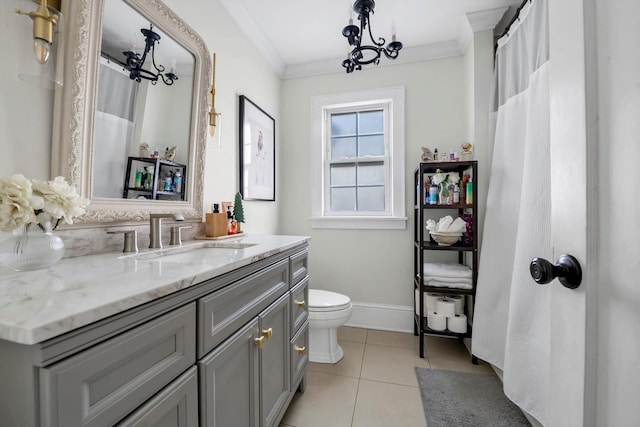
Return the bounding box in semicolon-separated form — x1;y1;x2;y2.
239;95;275;201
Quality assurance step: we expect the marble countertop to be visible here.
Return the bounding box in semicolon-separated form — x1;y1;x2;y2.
0;234;309;345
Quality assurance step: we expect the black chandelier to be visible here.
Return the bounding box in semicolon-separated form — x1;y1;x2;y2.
341;0;403;73
122;24;178;85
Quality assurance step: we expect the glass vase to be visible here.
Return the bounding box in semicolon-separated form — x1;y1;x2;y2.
2;221;65;271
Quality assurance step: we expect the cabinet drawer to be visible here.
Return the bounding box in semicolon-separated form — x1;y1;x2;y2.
289;249;308;288
290;321;309;390
117;366;198;427
198;259;289;358
40;303;196;427
290;277;309;336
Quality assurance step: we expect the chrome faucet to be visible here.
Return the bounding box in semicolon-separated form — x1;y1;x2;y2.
149;213;184;249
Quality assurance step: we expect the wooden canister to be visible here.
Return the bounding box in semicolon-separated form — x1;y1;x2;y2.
205;213;229;237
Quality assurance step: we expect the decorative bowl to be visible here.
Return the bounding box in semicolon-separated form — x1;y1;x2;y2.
430;231;462;246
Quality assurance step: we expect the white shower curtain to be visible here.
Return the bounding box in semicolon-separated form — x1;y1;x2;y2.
472;0;551;424
93;59;139;199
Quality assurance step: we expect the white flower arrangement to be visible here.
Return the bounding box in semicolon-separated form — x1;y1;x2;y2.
432;169;460;186
0;175;89;232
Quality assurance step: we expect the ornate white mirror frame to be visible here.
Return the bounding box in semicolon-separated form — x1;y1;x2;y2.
51;0;210;225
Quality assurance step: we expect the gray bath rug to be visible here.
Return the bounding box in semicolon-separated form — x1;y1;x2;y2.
415;368;530;427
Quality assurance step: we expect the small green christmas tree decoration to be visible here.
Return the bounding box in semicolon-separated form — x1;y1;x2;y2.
233;192;245;223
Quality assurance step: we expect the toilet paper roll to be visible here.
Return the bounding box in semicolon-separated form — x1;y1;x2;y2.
447;314;468;334
414;291;446;315
426;293;441;312
436;297;456;317
446;294;465;315
427;311;447;331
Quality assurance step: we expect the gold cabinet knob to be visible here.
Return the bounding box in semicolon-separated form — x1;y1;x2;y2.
294;345;306;355
262;327;273;340
294;300;306;308
254;336;265;348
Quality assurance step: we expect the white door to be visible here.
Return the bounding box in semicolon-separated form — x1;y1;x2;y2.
547;1;640;426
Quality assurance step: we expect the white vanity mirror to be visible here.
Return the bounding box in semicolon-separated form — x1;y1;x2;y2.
52;0;210;225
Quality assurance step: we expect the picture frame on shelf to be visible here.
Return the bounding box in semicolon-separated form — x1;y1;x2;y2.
239;95;275;201
221;201;233;216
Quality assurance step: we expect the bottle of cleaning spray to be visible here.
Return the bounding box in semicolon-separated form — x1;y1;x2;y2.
466;178;473;204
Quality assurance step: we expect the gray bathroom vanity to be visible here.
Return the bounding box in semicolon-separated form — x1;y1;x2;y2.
0;235;309;427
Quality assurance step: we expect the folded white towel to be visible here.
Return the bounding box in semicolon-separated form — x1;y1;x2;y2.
423;262;472;278
424;279;473;290
424;275;472;284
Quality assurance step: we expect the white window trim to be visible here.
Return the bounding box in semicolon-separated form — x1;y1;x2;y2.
310;86;406;230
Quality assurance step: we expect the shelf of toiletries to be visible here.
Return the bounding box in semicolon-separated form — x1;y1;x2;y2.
413;161;478;361
123;157;187;200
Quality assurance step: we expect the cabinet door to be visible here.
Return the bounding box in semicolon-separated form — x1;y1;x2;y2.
117;366;198;427
259;293;291;427
199;318;260;427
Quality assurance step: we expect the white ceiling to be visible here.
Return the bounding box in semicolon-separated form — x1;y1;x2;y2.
219;0;523;78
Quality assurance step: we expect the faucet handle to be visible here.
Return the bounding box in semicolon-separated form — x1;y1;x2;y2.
170;225;192;246
107;230;139;253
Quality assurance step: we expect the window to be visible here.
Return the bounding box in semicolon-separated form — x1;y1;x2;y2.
311;87;406;229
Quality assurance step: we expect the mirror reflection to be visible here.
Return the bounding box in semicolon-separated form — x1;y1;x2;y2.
93;0;195;201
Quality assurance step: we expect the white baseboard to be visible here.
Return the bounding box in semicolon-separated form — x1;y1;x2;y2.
345;302;414;333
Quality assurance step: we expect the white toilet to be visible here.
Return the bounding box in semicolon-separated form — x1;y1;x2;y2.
308;289;353;364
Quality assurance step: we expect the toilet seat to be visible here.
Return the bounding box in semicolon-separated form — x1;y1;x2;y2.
308;289;351;312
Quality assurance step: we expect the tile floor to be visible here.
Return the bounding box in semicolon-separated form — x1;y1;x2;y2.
280;327;493;427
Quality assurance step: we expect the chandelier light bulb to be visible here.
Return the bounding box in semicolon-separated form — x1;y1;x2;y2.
33;38;51;64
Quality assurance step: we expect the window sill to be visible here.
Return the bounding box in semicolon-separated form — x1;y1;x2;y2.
310;216;408;230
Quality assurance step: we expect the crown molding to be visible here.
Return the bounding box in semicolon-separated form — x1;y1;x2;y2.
457;6;508;53
283;41;461;80
219;0;286;76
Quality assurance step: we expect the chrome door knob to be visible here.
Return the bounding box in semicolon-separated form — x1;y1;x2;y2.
529;254;582;289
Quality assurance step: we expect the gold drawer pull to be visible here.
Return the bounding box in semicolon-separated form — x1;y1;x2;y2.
294;300;306;308
294;345;306;355
254;336;265;348
262;328;273;340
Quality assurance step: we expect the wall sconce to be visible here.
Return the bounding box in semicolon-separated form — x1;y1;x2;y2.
209;53;221;138
15;0;60;65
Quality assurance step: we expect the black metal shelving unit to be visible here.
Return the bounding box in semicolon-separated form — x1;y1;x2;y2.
413;161;478;361
122;157;186;200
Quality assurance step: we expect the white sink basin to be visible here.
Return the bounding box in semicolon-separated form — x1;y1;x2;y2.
121;241;258;261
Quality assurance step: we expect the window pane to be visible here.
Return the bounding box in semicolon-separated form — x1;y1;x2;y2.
331;137;356;159
331;164;356;186
331;187;356;211
358;110;383;134
331;113;356;136
358;135;385;157
358;163;384;185
358;187;385;211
